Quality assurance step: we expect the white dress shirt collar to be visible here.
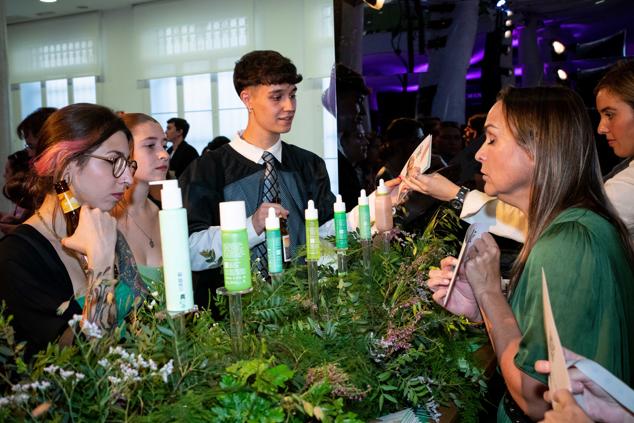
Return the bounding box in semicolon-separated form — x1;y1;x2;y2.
230;131;283;164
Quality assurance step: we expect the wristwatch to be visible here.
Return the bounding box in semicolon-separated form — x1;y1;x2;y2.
450;186;469;210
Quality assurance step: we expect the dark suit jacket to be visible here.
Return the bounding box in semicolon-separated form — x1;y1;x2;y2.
168;141;199;178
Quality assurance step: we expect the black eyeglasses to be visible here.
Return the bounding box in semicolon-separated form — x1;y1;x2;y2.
84;153;137;178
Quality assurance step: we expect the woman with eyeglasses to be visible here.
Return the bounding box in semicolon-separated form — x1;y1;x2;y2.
0;103;144;357
112;113;169;288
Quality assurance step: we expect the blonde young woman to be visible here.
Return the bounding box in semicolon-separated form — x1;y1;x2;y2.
112;114;169;286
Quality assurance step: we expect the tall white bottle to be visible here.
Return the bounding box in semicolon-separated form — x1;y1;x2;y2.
149;180;194;315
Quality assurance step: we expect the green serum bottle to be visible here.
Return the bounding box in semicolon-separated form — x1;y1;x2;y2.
265;207;284;276
219;201;252;292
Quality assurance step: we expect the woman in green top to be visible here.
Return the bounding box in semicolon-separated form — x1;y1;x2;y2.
427;86;634;422
112;114;169;304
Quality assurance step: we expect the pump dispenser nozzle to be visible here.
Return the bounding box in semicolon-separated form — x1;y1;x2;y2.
305;200;318;220
149;180;182;210
358;189;368;206
265;207;280;230
377;178;389;195
334;194;346;213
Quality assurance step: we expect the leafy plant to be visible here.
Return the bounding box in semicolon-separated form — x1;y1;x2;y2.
0;207;487;422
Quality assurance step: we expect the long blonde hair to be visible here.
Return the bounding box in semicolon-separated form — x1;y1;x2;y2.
498;86;634;287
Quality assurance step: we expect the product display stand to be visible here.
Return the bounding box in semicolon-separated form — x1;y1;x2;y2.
168;305;199;318
361;240;372;271
380;231;390;254
216;286;253;356
307;260;319;314
336;250;348;276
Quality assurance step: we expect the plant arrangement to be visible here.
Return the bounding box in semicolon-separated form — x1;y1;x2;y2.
0;208;488;422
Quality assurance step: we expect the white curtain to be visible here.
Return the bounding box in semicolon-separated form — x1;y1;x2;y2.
8;12;101;83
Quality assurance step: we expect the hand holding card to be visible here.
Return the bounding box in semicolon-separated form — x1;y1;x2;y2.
542;267;572;407
395;134;432;205
444;223;486;307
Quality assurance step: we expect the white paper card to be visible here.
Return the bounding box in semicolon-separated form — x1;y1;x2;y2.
395;134;432;205
542;267;571;406
443;223;486;306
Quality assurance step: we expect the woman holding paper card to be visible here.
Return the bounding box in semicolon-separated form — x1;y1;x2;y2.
428;86;634;422
405;60;634;243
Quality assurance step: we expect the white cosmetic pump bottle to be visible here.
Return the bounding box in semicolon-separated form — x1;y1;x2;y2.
149;180;195;315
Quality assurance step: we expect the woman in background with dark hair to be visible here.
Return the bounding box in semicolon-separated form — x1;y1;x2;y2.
594;59;634;240
0;103;143;357
427;86;634;422
1;149;32;234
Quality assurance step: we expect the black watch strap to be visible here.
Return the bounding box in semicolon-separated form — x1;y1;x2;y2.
450;186;469;210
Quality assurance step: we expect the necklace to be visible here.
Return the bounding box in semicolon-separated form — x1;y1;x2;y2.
36;209;62;241
127;212;155;248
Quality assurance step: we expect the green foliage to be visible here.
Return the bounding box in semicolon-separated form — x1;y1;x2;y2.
0;207;487;422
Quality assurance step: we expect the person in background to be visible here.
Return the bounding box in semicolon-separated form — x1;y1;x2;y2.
595;59;634;240
165;117;198;178
1;149;32;234
375;118;425;184
202;135;231;155
0;104;143;357
433;121;464;164
113;113;169;287
179;50;330;307
425;86;634;421
335;64;371;211
404;59;634;245
17;107;57;157
463;113;486;146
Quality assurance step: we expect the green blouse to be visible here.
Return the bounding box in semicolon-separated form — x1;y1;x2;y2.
498;208;634;422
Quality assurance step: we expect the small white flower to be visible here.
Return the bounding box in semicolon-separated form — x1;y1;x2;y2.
81;321;103;339
11;384;28;393
59;369;75;380
14;393;29;404
75;373;85;380
158;359;174;383
107;376;122;384
98;358;109;368
67;314;82;327
43;365;59;374
0;397;10;406
35;381;51;391
148;359;157;371
119;363;139;382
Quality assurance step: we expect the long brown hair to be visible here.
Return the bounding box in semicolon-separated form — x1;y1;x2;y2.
120;113;160;156
594;59;634;110
499;86;634;287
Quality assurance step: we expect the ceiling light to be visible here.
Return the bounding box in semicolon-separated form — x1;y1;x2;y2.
40;0;58;3
496;0;506;7
504;30;512;38
505;19;513;27
363;0;384;10
506;10;513;16
552;40;566;54
557;69;568;80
